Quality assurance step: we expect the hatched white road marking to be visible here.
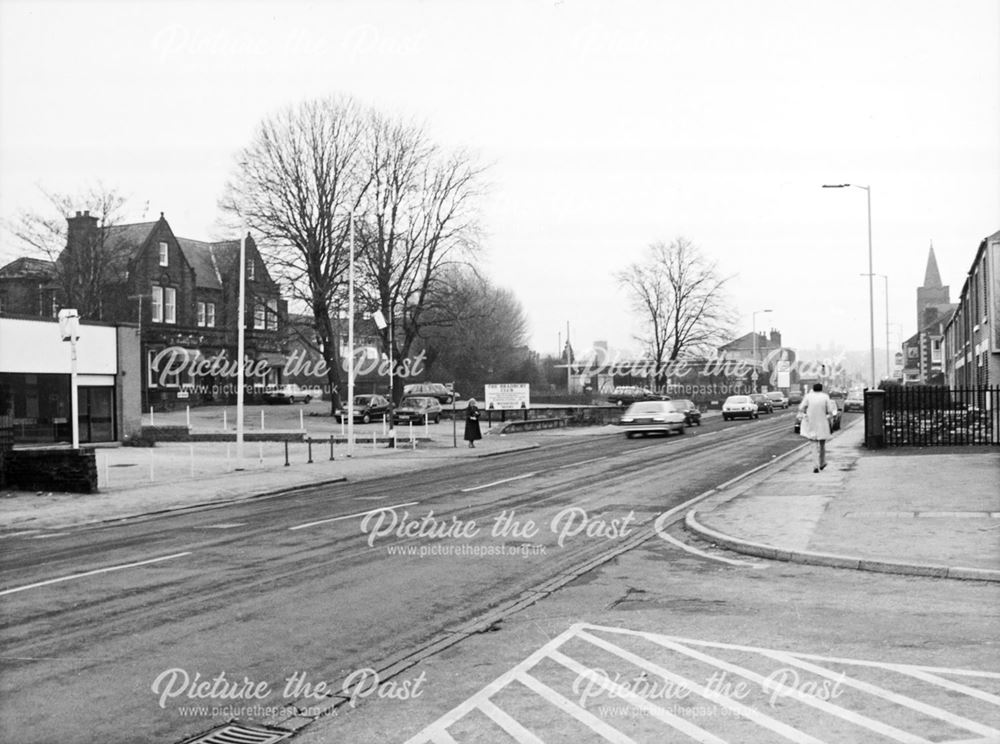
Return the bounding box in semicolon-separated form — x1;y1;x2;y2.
404;623;1000;744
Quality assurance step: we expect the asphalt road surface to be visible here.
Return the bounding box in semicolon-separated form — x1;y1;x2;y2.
1;411;807;744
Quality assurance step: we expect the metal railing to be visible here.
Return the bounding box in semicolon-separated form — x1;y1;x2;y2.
882;385;999;446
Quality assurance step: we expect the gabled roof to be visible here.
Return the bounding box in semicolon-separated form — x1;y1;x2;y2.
94;221;158;281
176;238;225;290
719;331;776;352
0;256;56;278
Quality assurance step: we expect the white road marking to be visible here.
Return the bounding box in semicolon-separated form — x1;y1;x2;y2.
288;501;420;531
557;456;608;469
196;523;246;529
460;473;536;493
0;552;192;596
656;530;767;567
759;650;1000;740
406;622;1000;744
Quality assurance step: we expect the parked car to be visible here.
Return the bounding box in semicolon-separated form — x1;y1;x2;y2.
795;400;842;433
335;394;391;424
722;395;759;421
607;386;665;406
619;400;686;438
403;382;456;404
787;390;804;405
765;391;789;409
750;393;774;414
667;399;701;426
263;384;319;404
392;396;442;425
843;390;865;413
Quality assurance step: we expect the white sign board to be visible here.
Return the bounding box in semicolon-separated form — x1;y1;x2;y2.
484;383;530;410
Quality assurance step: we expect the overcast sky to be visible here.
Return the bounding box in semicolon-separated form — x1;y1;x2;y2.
1;0;997;361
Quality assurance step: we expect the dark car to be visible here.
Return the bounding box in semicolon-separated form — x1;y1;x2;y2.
750;393;774;414
403;383;456;405
607;386;665;406
787;390;803;405
335;394;391;424
794;400;842;433
392;396;442;425
667;399;701;426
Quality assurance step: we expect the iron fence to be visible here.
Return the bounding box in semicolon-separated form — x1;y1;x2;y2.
882;385;999;446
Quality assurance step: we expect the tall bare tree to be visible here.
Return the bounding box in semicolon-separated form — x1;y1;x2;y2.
6;183;130;320
356;111;486;402
618;237;735;388
220;96;369;412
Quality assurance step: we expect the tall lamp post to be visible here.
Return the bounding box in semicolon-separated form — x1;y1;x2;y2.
860;272;891;381
823;183;876;388
751;309;772;392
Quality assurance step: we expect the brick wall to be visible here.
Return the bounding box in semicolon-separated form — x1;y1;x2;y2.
5;448;98;493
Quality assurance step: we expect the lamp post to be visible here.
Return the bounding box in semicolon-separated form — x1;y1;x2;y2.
58;309;80;449
347;210;355;457
860;272;891;381
751;309;772;392
823;183;876;388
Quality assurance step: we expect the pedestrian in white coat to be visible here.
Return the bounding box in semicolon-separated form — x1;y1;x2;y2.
798;383;838;472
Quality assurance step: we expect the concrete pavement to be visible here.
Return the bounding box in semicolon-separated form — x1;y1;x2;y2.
685;419;1000;581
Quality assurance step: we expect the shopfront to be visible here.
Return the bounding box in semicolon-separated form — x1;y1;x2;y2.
0;316;140;445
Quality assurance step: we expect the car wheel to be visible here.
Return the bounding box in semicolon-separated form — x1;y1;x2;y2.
677;426;685;435
303;396;311;404
753;412;759;419
362;413;371;424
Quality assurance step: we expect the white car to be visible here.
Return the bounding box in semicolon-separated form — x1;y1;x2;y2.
619;400;686;438
722;395;759;421
765;391;789;409
263;384;319;404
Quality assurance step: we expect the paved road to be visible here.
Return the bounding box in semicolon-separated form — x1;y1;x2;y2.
0;411;802;744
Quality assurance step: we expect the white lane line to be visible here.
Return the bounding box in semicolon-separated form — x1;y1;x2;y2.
760;651;1000;740
428;732;459;744
288;501;420;531
656;530;767;567
575;630;823;744
549;648;728;744
460;473;536;493
0;552;192;596
557;456;608;469
887;668;1000;706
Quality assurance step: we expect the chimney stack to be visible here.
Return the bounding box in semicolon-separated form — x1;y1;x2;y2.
769;329;782;348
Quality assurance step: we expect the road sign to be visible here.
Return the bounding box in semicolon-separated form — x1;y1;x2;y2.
484;383;530;410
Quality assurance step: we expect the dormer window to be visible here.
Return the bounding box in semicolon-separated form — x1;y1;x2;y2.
159;241;169;267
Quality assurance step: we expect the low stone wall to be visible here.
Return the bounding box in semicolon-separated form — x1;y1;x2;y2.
5;448;98;493
493;417;568;434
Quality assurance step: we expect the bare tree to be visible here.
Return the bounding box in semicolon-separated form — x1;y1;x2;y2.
219;96;369;412
618;237;735;388
348;110;485;402
6;183;129;320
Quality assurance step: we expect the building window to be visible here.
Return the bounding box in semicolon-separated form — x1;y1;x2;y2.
164;287;176;324
151;286;163;323
247;259;255;280
254;301;265;329
159;241;169;267
197;301;206;327
206;302;216;327
931;337;942;363
266;299;278;331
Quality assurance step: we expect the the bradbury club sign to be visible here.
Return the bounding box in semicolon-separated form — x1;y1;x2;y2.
149;346;427;388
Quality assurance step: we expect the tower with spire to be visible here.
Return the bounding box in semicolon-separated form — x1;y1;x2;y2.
916;242;951;331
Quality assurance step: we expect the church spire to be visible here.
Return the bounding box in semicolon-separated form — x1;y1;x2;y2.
923;241;942;288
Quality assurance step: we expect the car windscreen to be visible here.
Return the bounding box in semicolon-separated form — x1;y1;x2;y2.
628;402;665;415
400;398;427;408
727;396;749;404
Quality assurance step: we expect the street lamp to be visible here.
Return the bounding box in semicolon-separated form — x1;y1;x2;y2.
751;309;772;392
58;309;80;449
860;272;890;382
823;183;876;388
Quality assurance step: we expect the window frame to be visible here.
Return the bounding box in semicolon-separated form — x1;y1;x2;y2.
158;241;169;267
151;285;163;323
164;287;177;324
196;301;206;327
206;302;216;328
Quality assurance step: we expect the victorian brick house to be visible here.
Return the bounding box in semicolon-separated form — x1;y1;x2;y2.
1;211;287;409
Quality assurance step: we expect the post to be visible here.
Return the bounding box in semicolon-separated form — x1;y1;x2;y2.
223;410;227;431
882;274;890;381
284;440;289;467
866;187;875;388
451;387;457;448
186;405;190;430
236;231;247;462
300;409;304;431
150;406;155;427
347;211;355;457
260;409;265;431
70;335;79;449
329;434;335;460
307;439;313;463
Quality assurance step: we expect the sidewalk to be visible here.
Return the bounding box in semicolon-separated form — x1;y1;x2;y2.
685;421;1000;581
0;424;622;533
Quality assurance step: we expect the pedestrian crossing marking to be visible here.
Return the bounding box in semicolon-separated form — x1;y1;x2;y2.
403;623;1000;744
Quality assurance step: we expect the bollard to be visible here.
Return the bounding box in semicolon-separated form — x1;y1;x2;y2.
284;440;290;467
300;409;304;430
186;405;191;429
308;439;313;463
223;410;228;431
150;406;155;427
329;434;335;460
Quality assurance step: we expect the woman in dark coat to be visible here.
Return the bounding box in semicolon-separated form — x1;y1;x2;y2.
464;398;482;448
